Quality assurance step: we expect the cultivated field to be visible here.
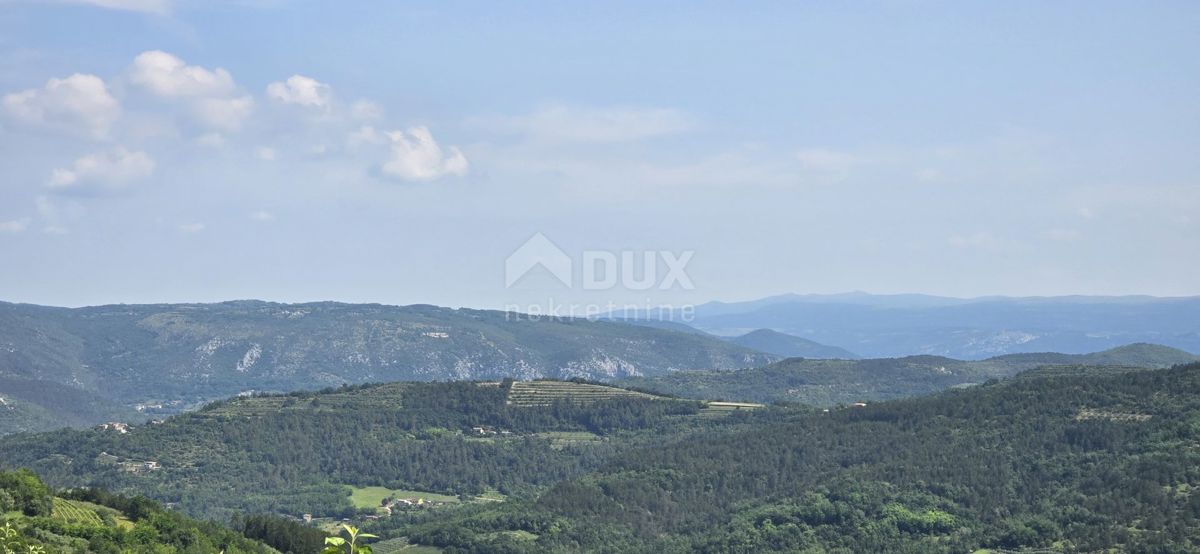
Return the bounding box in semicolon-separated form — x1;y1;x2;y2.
506;380;661;406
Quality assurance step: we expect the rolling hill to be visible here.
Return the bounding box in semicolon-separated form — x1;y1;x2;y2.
726;328;859;359
0;379;705;521
0;300;773;434
6;363;1200;551
617;343;1197;405
387;362;1200;552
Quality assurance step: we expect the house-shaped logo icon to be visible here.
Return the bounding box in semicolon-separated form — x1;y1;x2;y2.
505;233;573;288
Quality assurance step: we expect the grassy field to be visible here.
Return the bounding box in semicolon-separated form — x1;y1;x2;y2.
371;537;443;553
475;488;507;502
507;380;663;407
346;485;460;509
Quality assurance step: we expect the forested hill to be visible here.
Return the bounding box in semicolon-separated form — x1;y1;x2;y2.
0;379;706;521
391;362;1200;552
618;343;1197;405
0;300;773;434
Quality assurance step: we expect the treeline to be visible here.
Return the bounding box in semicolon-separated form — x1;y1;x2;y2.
381;363;1200;552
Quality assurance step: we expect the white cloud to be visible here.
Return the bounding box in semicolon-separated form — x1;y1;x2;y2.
191;95;254;130
380;126;469;181
131;51;235;98
178;222;205;233
255;146;276;161
350;99;383;121
48;147;155;193
347;125;387;149
482;105;694;143
48;0;172;13
250;210;275;221
0;218;31;233
129;50;252;130
266;75;332;109
2;73;120;138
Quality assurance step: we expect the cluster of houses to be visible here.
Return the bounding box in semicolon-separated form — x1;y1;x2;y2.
97;451;161;473
96;422;131;433
377;495;438;517
471;425;512;437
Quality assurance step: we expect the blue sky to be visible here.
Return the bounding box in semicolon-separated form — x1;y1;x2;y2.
1;1;1197;308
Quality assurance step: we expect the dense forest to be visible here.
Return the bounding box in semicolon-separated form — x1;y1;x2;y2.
0;380;708;521
370;363;1200;552
3;363;1200;552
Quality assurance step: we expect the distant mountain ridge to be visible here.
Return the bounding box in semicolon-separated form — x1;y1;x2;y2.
618;343;1198;406
0;300;773;434
726;329;859;359
643;292;1200;359
602;319;859;359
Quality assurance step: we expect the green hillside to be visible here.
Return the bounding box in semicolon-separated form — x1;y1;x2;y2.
0;300;773;434
0;469;276;553
988;342;1199;367
0;380;705;522
618;343;1194;405
380;363;1200;552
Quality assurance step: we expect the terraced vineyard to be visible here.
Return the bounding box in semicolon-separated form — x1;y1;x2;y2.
51;497;104;526
506;380;662;406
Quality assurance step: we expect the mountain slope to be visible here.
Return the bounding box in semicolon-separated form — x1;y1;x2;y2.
0;375;137;435
393;363;1200;552
618;343;1189;405
0;300;773;433
726;329;858;359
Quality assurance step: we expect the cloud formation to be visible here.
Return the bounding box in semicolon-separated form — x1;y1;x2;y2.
266;75;332;109
379;126;469;181
48;147;155;193
2;73;120;138
130;50;253;130
483;105;694;143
